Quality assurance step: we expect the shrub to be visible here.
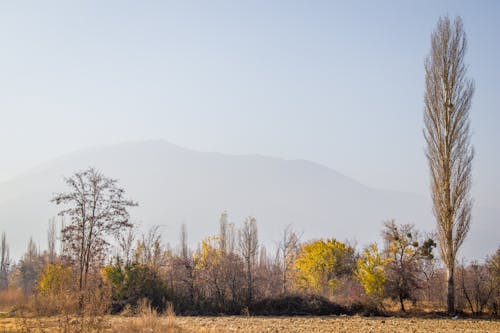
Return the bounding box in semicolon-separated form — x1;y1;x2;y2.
250;294;349;316
103;263;169;313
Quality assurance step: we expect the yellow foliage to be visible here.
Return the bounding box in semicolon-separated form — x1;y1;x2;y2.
37;263;74;296
355;243;387;297
193;236;222;270
294;239;354;295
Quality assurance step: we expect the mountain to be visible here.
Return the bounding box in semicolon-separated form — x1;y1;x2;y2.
0;140;497;260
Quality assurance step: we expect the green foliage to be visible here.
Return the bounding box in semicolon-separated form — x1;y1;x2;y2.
356;243;387;298
103;263;168;313
294;239;355;295
382;220;436;311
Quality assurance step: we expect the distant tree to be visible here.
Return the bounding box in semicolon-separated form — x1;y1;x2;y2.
47;218;57;264
278;225;299;294
134;226;165;271
193;236;223;308
239;217;259;306
255;244;280;298
191;224;248;313
18;238;42;294
423;15;474;314
227;221;237;254
487;246;500;315
219;211;229;254
58;217;72;259
294;239;356;296
0;232;10;290
179;223;189;260
37;263;74;297
118;227;136;266
168;260;193;311
169;225;197;312
51;167;137;299
382;220;436;312
457;260;494;315
217;211;237;254
356;243;387;299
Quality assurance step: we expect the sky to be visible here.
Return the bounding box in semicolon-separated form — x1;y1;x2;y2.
0;1;499;208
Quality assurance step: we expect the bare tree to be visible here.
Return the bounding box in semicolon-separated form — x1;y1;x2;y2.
487;246;500;315
457;260;494;315
52;167;137;297
226;222;237;254
173;223;197;307
59;217;70;258
278;224;299;294
18;237;41;294
134;225;165;270
179;222;189;260
0;232;10;290
219;211;228;254
423;15;474;314
118;226;136;265
47;218;57;263
239;216;258;306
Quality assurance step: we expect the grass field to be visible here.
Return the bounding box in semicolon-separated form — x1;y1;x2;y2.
1;315;499;333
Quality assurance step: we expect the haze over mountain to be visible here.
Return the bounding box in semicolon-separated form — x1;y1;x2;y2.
0;140;497;260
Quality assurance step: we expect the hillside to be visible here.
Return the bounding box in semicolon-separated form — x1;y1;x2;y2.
0;140;496;259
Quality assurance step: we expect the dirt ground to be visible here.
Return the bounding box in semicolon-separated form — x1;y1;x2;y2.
170;316;500;333
1;315;499;333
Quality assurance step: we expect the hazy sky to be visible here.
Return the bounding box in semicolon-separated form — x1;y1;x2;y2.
0;1;499;207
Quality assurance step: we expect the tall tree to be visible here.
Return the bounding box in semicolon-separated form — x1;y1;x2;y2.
423;15;474;314
0;232;10;290
47;218;57;263
179;223;189;260
52;167;137;297
239;216;258;306
219;211;229;254
118;226;136;266
487;247;500;314
18;237;41;294
134;226;165;270
278;224;299;294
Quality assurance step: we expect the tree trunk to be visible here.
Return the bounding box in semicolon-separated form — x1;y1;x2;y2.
447;267;455;314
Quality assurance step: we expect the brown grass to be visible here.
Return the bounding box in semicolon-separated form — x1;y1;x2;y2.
109;299;186;333
0;289;27;311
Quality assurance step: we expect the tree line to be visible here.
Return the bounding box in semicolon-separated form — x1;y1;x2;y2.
0;167;498;316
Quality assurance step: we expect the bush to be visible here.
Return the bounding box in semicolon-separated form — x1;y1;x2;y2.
103;263;169;313
250;294;349;316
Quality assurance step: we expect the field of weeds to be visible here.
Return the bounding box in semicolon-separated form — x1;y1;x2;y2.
1;315;499;333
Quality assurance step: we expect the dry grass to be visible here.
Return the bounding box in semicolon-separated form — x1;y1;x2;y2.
0;289;27;311
0;313;498;333
109;300;186;333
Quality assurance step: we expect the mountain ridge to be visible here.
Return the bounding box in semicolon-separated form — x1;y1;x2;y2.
0;140;496;260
